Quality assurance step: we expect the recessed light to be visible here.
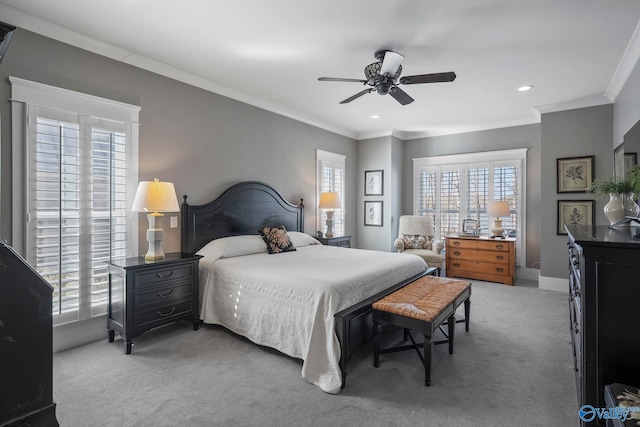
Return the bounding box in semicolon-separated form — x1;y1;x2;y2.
371;114;380;119
518;85;533;92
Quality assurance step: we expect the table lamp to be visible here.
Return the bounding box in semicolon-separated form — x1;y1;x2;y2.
132;178;180;261
318;192;342;238
487;200;510;238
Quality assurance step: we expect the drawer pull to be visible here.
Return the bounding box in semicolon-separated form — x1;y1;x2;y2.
156;289;175;298
453;241;460;246
496;255;504;260
496;267;504;272
453;251;461;256
156;271;175;279
453;263;461;267
496;244;504;249
157;307;176;317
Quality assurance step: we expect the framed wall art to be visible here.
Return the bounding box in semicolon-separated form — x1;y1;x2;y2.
557;200;594;235
557;156;594;193
364;200;383;226
614;144;626;181
364;170;383;196
625;152;637;175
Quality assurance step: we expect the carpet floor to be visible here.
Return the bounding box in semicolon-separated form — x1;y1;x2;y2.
53;279;578;427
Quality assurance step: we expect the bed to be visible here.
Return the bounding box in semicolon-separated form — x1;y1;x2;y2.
181;181;428;393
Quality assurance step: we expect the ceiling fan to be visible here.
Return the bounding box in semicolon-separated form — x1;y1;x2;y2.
318;49;456;105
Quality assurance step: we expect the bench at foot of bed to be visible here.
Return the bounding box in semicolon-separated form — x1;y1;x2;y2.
372;275;471;386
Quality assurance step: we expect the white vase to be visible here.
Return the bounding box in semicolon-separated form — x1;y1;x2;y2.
624;193;640;219
604;193;626;225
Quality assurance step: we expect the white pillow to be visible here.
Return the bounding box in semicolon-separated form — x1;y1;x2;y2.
288;232;321;248
196;235;267;261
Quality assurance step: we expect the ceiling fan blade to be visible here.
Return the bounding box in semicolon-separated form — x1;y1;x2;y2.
339;88;374;104
318;77;367;83
389;87;414;105
379;51;404;76
400;72;457;85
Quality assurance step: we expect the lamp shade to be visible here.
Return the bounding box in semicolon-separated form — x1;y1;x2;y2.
131;178;180;213
487;200;510;217
318;192;342;209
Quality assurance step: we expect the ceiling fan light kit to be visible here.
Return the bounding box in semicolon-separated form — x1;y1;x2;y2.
319;49;456;105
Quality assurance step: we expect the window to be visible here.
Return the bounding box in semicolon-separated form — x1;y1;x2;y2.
414;149;526;265
11;77;140;325
316;150;346;236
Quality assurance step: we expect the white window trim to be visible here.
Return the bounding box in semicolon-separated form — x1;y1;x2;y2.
10;77;140;325
413;148;527;266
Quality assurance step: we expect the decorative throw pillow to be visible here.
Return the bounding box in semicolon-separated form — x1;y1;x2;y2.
402;234;433;250
259;225;296;254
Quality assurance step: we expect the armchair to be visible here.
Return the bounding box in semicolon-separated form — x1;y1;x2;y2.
394;215;444;275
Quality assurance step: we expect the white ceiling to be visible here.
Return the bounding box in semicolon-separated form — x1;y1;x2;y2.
2;0;640;140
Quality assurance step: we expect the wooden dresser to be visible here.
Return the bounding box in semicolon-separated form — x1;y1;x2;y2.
445;236;515;285
565;225;640;426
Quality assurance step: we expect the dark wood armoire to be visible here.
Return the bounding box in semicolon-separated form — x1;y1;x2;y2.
0;241;59;426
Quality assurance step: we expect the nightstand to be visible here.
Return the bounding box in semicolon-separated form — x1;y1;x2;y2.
316;235;352;248
106;252;202;354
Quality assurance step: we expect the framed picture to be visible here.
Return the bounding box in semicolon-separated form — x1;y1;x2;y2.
461;219;478;236
557;200;594;235
364;201;383;226
614;144;626;181
364;170;383;196
557;156;594;193
625;152;637;176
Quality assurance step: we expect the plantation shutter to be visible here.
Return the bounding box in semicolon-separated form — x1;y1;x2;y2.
23;106;137;325
413;149;526;266
316;150;346;236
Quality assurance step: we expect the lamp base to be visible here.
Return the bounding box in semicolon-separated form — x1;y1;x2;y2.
325;211;335;238
145;213;166;262
491;217;504;238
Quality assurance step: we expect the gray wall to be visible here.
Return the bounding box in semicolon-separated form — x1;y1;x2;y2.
0;29;358;253
357;136;394;251
401;124;542;269
539;104;613;279
614;59;640;154
614;61;640;147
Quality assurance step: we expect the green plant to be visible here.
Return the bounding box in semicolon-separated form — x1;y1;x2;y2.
592;165;640;195
591;177;635;195
627;165;640;194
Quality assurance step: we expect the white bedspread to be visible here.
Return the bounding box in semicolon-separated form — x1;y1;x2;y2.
197;235;426;394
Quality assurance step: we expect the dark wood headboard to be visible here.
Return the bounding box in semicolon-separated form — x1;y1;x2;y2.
181;181;304;255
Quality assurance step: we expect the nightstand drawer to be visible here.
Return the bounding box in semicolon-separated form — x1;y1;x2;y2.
134;264;194;289
134;282;194;309
134;300;194;330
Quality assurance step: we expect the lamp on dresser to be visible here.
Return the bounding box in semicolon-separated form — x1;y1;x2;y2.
318;192;342;238
132;178;180;261
487;200;510;238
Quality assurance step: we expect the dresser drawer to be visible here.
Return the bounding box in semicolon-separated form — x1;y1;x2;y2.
447;248;510;264
134;282;194;309
448;259;511;276
448;238;510;251
134;264;194;289
134;300;194;330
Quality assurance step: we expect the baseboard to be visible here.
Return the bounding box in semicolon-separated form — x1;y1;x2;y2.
53;315;107;353
516;267;539;281
538;275;568;293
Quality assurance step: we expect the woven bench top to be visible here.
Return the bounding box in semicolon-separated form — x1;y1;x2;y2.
373;275;471;322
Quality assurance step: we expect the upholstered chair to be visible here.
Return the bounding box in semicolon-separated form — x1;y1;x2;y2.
394;215;444;275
